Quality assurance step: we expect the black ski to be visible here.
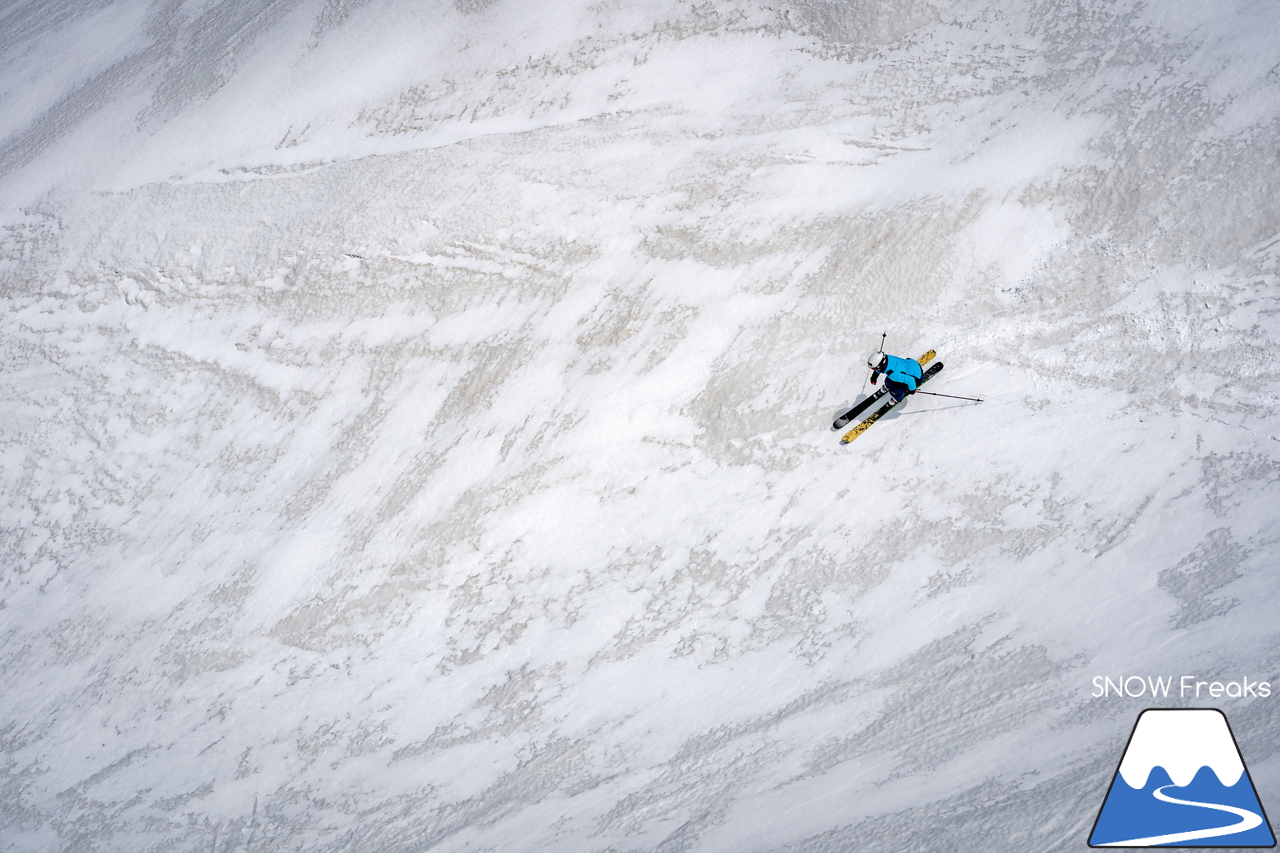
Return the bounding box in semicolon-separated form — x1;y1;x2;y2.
833;388;887;429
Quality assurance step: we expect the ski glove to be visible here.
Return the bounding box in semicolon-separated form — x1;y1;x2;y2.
870;372;878;385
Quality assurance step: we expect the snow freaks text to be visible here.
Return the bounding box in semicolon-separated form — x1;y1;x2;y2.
1092;676;1273;699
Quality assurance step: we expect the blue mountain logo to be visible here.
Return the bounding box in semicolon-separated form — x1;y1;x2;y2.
1090;709;1276;847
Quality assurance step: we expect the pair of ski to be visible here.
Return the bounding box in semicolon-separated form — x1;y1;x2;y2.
834;350;943;444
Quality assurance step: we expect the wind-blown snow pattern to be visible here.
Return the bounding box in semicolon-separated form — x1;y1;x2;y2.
2;0;1280;850
1090;709;1275;847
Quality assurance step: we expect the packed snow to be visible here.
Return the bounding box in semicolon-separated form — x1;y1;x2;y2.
3;0;1280;850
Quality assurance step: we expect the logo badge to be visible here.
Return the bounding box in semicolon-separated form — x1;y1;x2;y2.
1090;709;1275;847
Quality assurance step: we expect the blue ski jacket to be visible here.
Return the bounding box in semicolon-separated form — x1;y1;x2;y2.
874;354;923;391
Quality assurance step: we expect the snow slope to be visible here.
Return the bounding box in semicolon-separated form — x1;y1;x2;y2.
3;0;1280;850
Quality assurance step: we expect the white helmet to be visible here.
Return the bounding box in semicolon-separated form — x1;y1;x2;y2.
867;352;887;370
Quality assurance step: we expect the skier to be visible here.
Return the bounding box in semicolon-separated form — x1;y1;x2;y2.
867;352;923;403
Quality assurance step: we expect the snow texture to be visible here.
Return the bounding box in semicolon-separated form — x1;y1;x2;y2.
2;0;1280;850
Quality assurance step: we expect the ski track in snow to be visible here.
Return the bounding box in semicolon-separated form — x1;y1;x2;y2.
2;0;1280;850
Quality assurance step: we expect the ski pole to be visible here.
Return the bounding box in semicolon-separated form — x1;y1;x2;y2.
915;390;984;403
878;332;886;353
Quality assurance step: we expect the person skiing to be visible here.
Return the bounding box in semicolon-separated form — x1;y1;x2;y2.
867;351;923;403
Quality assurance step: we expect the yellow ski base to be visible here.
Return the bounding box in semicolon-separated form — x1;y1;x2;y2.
841;350;934;445
840;408;886;443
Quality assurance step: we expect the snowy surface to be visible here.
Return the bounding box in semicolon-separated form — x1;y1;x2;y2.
3;0;1280;850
